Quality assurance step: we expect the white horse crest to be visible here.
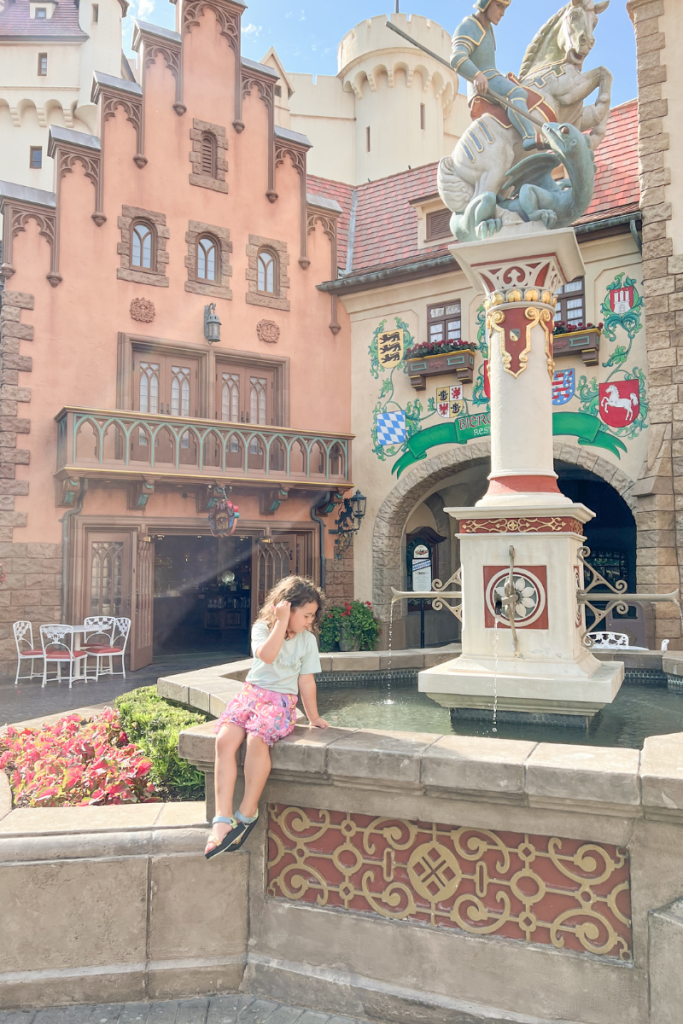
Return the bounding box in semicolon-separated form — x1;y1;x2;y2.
600;384;638;424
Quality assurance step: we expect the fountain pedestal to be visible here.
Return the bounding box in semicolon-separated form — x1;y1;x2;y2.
418;224;624;724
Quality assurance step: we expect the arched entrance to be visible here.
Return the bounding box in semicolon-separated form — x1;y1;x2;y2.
373;442;638;648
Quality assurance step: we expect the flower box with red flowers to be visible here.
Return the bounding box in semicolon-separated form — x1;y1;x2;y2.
405;340;476;390
552;322;603;367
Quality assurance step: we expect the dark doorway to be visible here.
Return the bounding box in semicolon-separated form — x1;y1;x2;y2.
153;534;253;655
556;462;637;590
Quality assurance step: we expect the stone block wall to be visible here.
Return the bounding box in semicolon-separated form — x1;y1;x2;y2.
323;541;354;606
0;542;62;677
628;0;683;647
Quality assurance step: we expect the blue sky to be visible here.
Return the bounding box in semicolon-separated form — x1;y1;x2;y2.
124;1;636;107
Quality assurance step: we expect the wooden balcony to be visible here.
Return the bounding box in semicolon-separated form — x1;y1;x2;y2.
55;407;353;491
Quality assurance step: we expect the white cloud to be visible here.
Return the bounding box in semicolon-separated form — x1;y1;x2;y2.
138;0;155;19
243;23;262;37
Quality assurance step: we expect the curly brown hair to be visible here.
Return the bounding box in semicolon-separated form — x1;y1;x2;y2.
256;575;325;632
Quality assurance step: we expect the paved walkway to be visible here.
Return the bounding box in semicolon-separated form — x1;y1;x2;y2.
0;997;372;1024
0;650;243;727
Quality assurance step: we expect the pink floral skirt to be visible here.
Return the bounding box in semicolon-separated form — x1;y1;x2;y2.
214;682;298;747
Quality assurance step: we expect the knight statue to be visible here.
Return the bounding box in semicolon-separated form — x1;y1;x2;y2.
451;0;539;152
439;0;613;243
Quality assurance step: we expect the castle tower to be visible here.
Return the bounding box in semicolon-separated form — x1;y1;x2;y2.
265;13;469;185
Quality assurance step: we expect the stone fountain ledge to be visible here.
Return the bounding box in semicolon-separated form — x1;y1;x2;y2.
156;647;463;719
157;646;683;721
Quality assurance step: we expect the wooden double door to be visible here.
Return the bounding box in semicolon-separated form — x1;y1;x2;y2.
82;528;314;670
84;530;153;670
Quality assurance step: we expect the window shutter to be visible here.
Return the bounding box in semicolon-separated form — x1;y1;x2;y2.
426;208;452;241
201;134;215;177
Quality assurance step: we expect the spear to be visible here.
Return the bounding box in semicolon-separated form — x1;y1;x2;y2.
384;19;548;131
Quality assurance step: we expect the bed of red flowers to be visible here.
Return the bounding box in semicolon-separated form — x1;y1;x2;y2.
0;707;158;808
553;320;603;335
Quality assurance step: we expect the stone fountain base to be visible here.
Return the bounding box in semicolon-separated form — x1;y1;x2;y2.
421;654;624;727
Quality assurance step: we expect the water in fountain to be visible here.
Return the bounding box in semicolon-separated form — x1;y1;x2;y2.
384;600;395;705
492;616;499;733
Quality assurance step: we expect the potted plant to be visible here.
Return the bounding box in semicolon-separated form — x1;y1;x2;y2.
405;338;477;389
320;600;380;653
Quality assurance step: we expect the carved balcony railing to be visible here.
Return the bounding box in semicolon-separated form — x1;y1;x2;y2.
55;407;353;489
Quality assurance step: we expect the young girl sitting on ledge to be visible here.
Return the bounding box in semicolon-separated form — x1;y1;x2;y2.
205;575;329;859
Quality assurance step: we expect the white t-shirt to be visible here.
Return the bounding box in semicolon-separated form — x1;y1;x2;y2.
245;620;322;695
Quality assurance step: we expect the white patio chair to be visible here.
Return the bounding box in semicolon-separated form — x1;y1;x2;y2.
81;616;116;655
82;617;131;680
13;620;44;686
587;631;630;649
39;624;88;689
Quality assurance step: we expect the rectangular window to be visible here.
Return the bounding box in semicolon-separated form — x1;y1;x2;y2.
427;301;462;346
366;127;371;153
555;277;585;328
38;53;47;76
35;7;47;16
420;104;426;130
29;147;42;169
426;208;451;241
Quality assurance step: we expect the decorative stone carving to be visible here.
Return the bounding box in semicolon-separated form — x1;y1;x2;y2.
185;221;233;300
0;192;60;287
256;320;280;344
183;0;243;130
245;235;290;312
308;200;342;334
275;130;310;269
438;0;612;242
48;130;105;227
189;118;229;193
242;64;277;201
130;298;155;323
117;205;169;288
92;75;146;169
132;22;186;116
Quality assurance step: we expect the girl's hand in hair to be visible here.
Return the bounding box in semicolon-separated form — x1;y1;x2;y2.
273;600;291;623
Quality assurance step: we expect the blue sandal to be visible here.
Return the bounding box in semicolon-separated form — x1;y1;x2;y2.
223;809;259;852
205;815;238;860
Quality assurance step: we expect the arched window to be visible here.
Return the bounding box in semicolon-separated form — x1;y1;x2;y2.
257;249;276;294
201;132;217;178
131;221;154;270
197;235;218;282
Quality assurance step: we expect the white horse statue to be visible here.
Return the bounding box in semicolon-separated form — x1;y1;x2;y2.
438;0;612;241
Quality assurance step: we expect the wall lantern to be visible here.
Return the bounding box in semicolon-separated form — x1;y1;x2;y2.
330;489;367;558
204;303;221;344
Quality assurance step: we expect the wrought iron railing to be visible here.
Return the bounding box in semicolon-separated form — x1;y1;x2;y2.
55;407;352;486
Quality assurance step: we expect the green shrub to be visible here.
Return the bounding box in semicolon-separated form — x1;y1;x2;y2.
320;600;380;652
115;687;209;801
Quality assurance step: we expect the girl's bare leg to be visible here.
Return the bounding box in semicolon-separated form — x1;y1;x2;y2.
240;733;272;818
205;723;245;854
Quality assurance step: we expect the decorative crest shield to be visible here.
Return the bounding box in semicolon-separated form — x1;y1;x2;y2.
609;286;635;316
598;380;640;428
552;369;575;406
377;328;404;370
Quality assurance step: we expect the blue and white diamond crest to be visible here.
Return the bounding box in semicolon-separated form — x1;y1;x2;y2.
377;409;407;447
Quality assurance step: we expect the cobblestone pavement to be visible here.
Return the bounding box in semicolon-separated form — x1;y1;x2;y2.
0;996;372;1024
0;649;245;726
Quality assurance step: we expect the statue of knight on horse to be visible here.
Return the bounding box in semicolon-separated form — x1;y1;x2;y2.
438;0;613;242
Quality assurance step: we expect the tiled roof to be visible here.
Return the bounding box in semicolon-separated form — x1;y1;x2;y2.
577;98;639;225
309;99;640;279
0;0;88;39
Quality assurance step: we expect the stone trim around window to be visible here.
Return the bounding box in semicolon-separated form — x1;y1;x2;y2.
185;221;233;299
189;118;228;194
117;205;169;288
246;234;290;311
